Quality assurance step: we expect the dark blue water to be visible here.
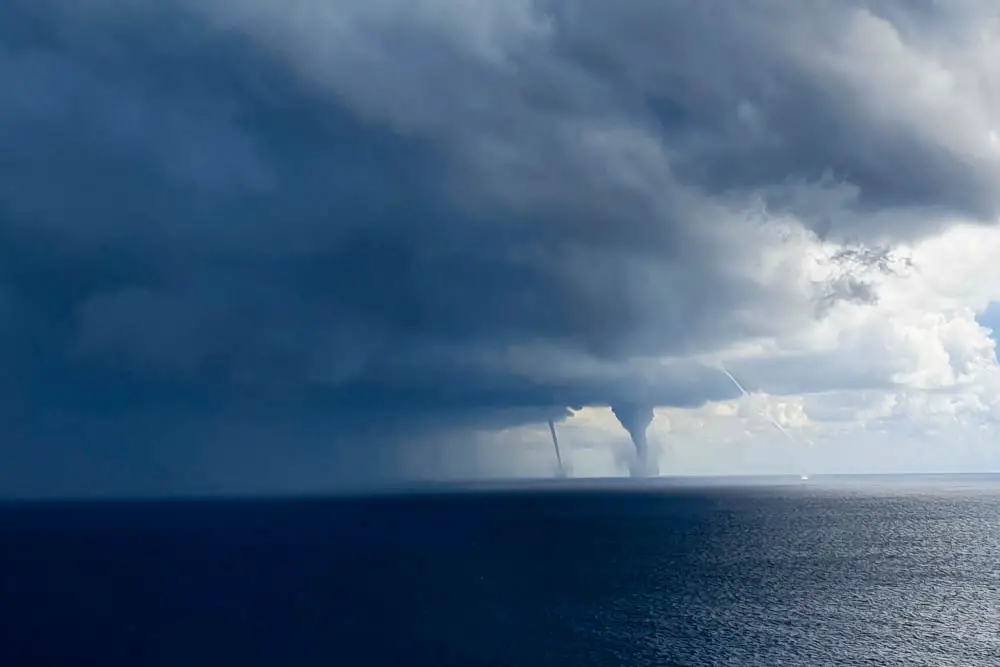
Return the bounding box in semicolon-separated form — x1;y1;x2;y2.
2;478;999;666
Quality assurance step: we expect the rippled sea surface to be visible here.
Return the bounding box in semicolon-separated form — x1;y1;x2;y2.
2;476;999;666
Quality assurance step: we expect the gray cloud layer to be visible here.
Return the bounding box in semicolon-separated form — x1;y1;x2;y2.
1;0;996;493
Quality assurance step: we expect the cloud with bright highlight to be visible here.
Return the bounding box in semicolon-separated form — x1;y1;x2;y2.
3;0;1000;495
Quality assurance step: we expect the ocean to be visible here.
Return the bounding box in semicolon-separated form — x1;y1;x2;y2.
1;476;998;666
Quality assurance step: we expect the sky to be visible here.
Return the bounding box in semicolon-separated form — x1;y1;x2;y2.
4;0;1000;496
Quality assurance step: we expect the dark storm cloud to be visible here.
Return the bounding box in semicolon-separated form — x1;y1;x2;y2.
202;0;1000;235
1;0;996;493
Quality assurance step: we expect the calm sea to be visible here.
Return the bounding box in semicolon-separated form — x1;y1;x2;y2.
1;476;998;666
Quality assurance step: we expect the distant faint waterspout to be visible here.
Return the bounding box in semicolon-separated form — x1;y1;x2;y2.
547;419;567;477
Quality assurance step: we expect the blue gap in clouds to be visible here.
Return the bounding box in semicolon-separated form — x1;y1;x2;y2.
976;301;1000;361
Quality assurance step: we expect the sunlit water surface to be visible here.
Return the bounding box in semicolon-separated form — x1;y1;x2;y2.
2;475;999;665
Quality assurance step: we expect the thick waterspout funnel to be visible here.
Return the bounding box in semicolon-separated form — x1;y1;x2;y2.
611;403;657;477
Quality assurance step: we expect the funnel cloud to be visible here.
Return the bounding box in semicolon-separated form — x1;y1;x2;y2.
611;404;657;477
547;419;567;477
